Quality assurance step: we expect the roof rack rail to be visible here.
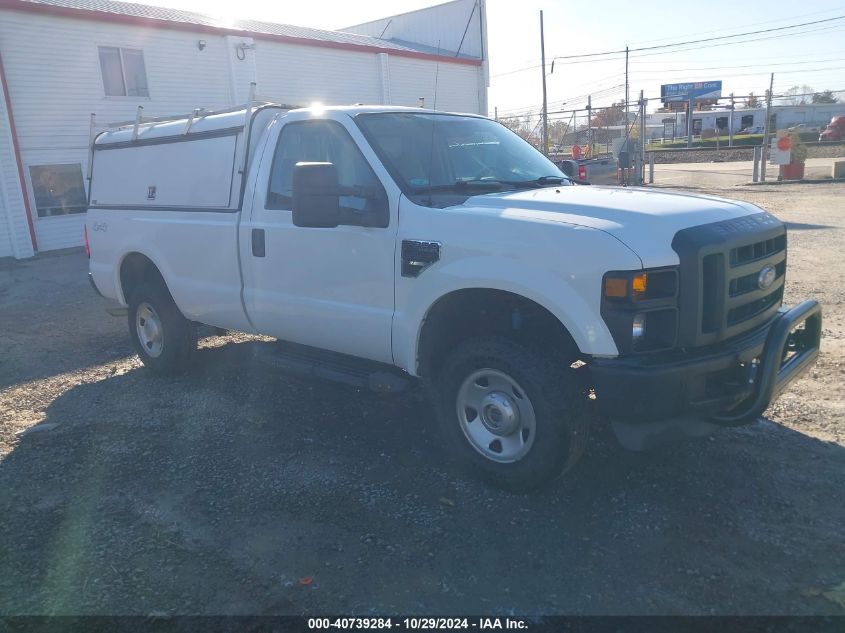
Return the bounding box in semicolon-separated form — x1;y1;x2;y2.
102;92;300;132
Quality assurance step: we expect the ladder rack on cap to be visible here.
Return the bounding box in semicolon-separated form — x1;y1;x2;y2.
87;83;301;182
96;83;300;137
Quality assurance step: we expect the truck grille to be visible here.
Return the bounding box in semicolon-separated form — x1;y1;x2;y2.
672;212;788;348
730;234;786;267
727;286;784;325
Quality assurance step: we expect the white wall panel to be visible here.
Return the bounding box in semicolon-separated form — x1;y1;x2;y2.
345;0;483;59
254;40;383;107
0;7;485;255
388;57;480;114
0;66;34;259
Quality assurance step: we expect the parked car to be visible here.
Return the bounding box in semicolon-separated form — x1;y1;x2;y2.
86;104;821;490
819;115;845;141
738;126;765;135
787;123;820;135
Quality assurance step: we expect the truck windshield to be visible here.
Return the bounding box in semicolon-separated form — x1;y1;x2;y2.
355;112;569;204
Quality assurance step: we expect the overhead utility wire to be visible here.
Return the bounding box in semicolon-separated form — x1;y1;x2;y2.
625;6;845;46
548;15;845;61
490;17;845;77
624;57;845;73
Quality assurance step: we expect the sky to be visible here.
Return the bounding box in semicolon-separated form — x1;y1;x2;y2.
133;0;845;118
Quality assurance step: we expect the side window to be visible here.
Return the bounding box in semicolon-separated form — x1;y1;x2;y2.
29;164;88;217
267;120;387;227
99;47;149;97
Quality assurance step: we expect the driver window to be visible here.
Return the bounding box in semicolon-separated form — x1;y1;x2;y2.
267;120;387;226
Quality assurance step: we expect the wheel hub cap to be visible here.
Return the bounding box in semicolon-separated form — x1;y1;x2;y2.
456;368;537;464
480;391;520;436
136;302;164;358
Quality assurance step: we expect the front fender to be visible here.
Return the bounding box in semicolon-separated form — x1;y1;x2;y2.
393;247;639;375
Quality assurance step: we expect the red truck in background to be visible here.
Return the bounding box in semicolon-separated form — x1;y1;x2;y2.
819;115;845;142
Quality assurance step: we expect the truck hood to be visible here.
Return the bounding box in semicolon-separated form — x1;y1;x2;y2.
463;185;764;268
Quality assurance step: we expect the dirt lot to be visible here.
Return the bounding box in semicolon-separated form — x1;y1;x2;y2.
1;183;844;616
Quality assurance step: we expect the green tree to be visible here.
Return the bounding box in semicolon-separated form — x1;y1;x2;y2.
812;90;839;104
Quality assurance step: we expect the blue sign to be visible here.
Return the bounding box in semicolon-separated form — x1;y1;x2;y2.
661;81;722;103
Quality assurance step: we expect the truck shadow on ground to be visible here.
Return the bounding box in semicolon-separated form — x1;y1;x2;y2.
2;339;844;615
782;222;834;231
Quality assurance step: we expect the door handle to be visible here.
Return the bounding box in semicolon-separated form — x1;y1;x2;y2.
252;228;265;257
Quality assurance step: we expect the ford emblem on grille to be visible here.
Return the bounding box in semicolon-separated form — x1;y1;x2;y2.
758;264;776;290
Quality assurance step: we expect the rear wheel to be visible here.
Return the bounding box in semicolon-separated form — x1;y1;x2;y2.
433;337;589;491
128;282;197;373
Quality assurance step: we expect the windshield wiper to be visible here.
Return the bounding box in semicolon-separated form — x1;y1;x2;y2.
412;176;568;195
411;179;507;194
499;175;569;189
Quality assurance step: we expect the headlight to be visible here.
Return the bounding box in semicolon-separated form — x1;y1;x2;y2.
632;313;647;345
601;268;679;353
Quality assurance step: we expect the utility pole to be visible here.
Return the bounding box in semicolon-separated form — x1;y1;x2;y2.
687;94;694;148
728;95;734;147
624;45;629;126
540;10;549;155
761;72;774;182
494;106;498;121
586;94;592;155
639;90;645;184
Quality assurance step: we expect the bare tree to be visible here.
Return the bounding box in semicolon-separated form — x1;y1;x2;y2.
745;92;761;108
498;116;533;141
783;85;815;105
590;101;626;127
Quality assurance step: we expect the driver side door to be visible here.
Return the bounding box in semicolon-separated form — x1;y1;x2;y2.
244;117;397;364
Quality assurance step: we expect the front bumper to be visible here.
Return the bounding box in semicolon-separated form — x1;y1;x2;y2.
590;300;822;427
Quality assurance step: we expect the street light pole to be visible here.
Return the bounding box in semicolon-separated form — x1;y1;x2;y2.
540;10;548;155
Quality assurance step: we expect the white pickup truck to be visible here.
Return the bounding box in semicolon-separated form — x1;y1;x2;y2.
86;103;821;490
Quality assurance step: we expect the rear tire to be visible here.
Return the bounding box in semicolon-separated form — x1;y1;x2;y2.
128;282;197;374
433;336;589;491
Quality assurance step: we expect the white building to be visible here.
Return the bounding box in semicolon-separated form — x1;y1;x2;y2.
0;0;489;259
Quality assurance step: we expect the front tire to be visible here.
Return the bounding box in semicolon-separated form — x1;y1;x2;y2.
433;337;589;491
128;282;197;373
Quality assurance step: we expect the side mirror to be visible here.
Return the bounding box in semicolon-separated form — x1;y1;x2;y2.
292;162;340;228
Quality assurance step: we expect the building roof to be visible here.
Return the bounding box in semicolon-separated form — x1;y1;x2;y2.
0;0;481;65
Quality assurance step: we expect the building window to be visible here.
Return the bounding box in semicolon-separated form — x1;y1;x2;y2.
29;164;88;217
98;46;149;97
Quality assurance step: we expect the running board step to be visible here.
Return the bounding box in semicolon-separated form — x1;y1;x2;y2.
257;340;413;393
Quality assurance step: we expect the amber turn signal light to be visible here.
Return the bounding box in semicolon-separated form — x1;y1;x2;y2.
632;273;648;295
604;277;627;298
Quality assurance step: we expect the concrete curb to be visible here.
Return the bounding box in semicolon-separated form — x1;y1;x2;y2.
746;178;845;186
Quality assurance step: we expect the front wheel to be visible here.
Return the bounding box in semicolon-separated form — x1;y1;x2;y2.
128;282;197;374
433;337;589;491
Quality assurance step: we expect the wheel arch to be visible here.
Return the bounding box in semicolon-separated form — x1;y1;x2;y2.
117;251;168;305
414;287;586;379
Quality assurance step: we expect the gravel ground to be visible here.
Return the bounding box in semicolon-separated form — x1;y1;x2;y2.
1;182;844;616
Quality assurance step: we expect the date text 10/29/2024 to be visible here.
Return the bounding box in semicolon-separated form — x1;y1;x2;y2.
308;618;529;630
